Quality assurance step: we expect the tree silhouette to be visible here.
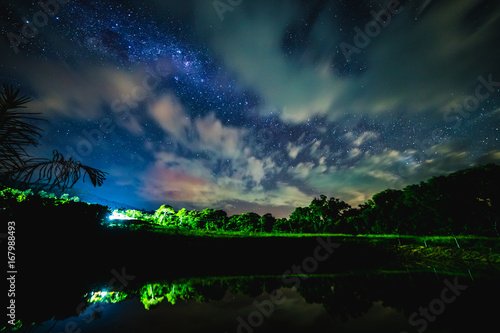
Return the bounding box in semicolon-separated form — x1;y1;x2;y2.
0;84;106;190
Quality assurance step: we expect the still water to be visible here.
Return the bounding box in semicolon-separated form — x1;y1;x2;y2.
23;269;499;333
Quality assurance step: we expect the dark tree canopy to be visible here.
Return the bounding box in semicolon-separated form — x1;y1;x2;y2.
144;164;500;236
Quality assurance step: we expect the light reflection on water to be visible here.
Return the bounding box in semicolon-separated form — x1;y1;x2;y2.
26;269;499;333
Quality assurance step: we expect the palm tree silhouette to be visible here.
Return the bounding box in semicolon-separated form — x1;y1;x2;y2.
0;84;107;190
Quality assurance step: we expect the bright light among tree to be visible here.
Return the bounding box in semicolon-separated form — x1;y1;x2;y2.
108;211;135;220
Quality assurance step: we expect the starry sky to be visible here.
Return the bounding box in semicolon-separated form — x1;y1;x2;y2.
1;0;499;217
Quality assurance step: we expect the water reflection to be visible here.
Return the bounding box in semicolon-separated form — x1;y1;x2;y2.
25;269;499;333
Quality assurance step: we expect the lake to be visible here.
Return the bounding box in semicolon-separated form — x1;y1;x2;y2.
16;268;500;333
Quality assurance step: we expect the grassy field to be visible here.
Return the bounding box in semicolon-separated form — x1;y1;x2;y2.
105;220;500;254
101;225;500;275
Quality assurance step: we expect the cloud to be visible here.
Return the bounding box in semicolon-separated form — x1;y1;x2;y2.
194;113;247;160
352;131;379;147
334;0;500;115
16;62;106;119
304;145;488;206
145;94;301;209
148;93;250;161
348;148;362;159
209;180;311;212
3;57;159;121
242;156;277;186
194;0;345;122
138;162;209;203
301;149;408;205
150;94;191;141
137;152;213;204
115;114;144;136
137;157;311;216
136;143;309;214
287;142;302;159
137;102;305;211
193;0;500;123
291;162;317;180
476;150;500;164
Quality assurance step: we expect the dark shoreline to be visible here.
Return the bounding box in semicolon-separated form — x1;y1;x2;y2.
21;227;500;283
5;226;499;330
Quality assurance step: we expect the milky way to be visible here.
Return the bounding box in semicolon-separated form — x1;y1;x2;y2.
1;0;499;217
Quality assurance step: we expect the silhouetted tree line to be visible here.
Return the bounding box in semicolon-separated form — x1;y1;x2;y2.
0;186;108;235
149;164;500;236
345;164;500;236
3;164;499;237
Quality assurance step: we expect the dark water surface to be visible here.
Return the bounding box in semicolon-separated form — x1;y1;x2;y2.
7;224;500;333
23;269;500;333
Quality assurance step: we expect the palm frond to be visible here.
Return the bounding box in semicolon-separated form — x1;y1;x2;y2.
0;84;44;172
0;84;107;190
5;150;107;191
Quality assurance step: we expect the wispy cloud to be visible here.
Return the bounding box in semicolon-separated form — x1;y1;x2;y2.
194;0;500;122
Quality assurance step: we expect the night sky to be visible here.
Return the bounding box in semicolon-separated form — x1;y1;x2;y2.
1;0;499;217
